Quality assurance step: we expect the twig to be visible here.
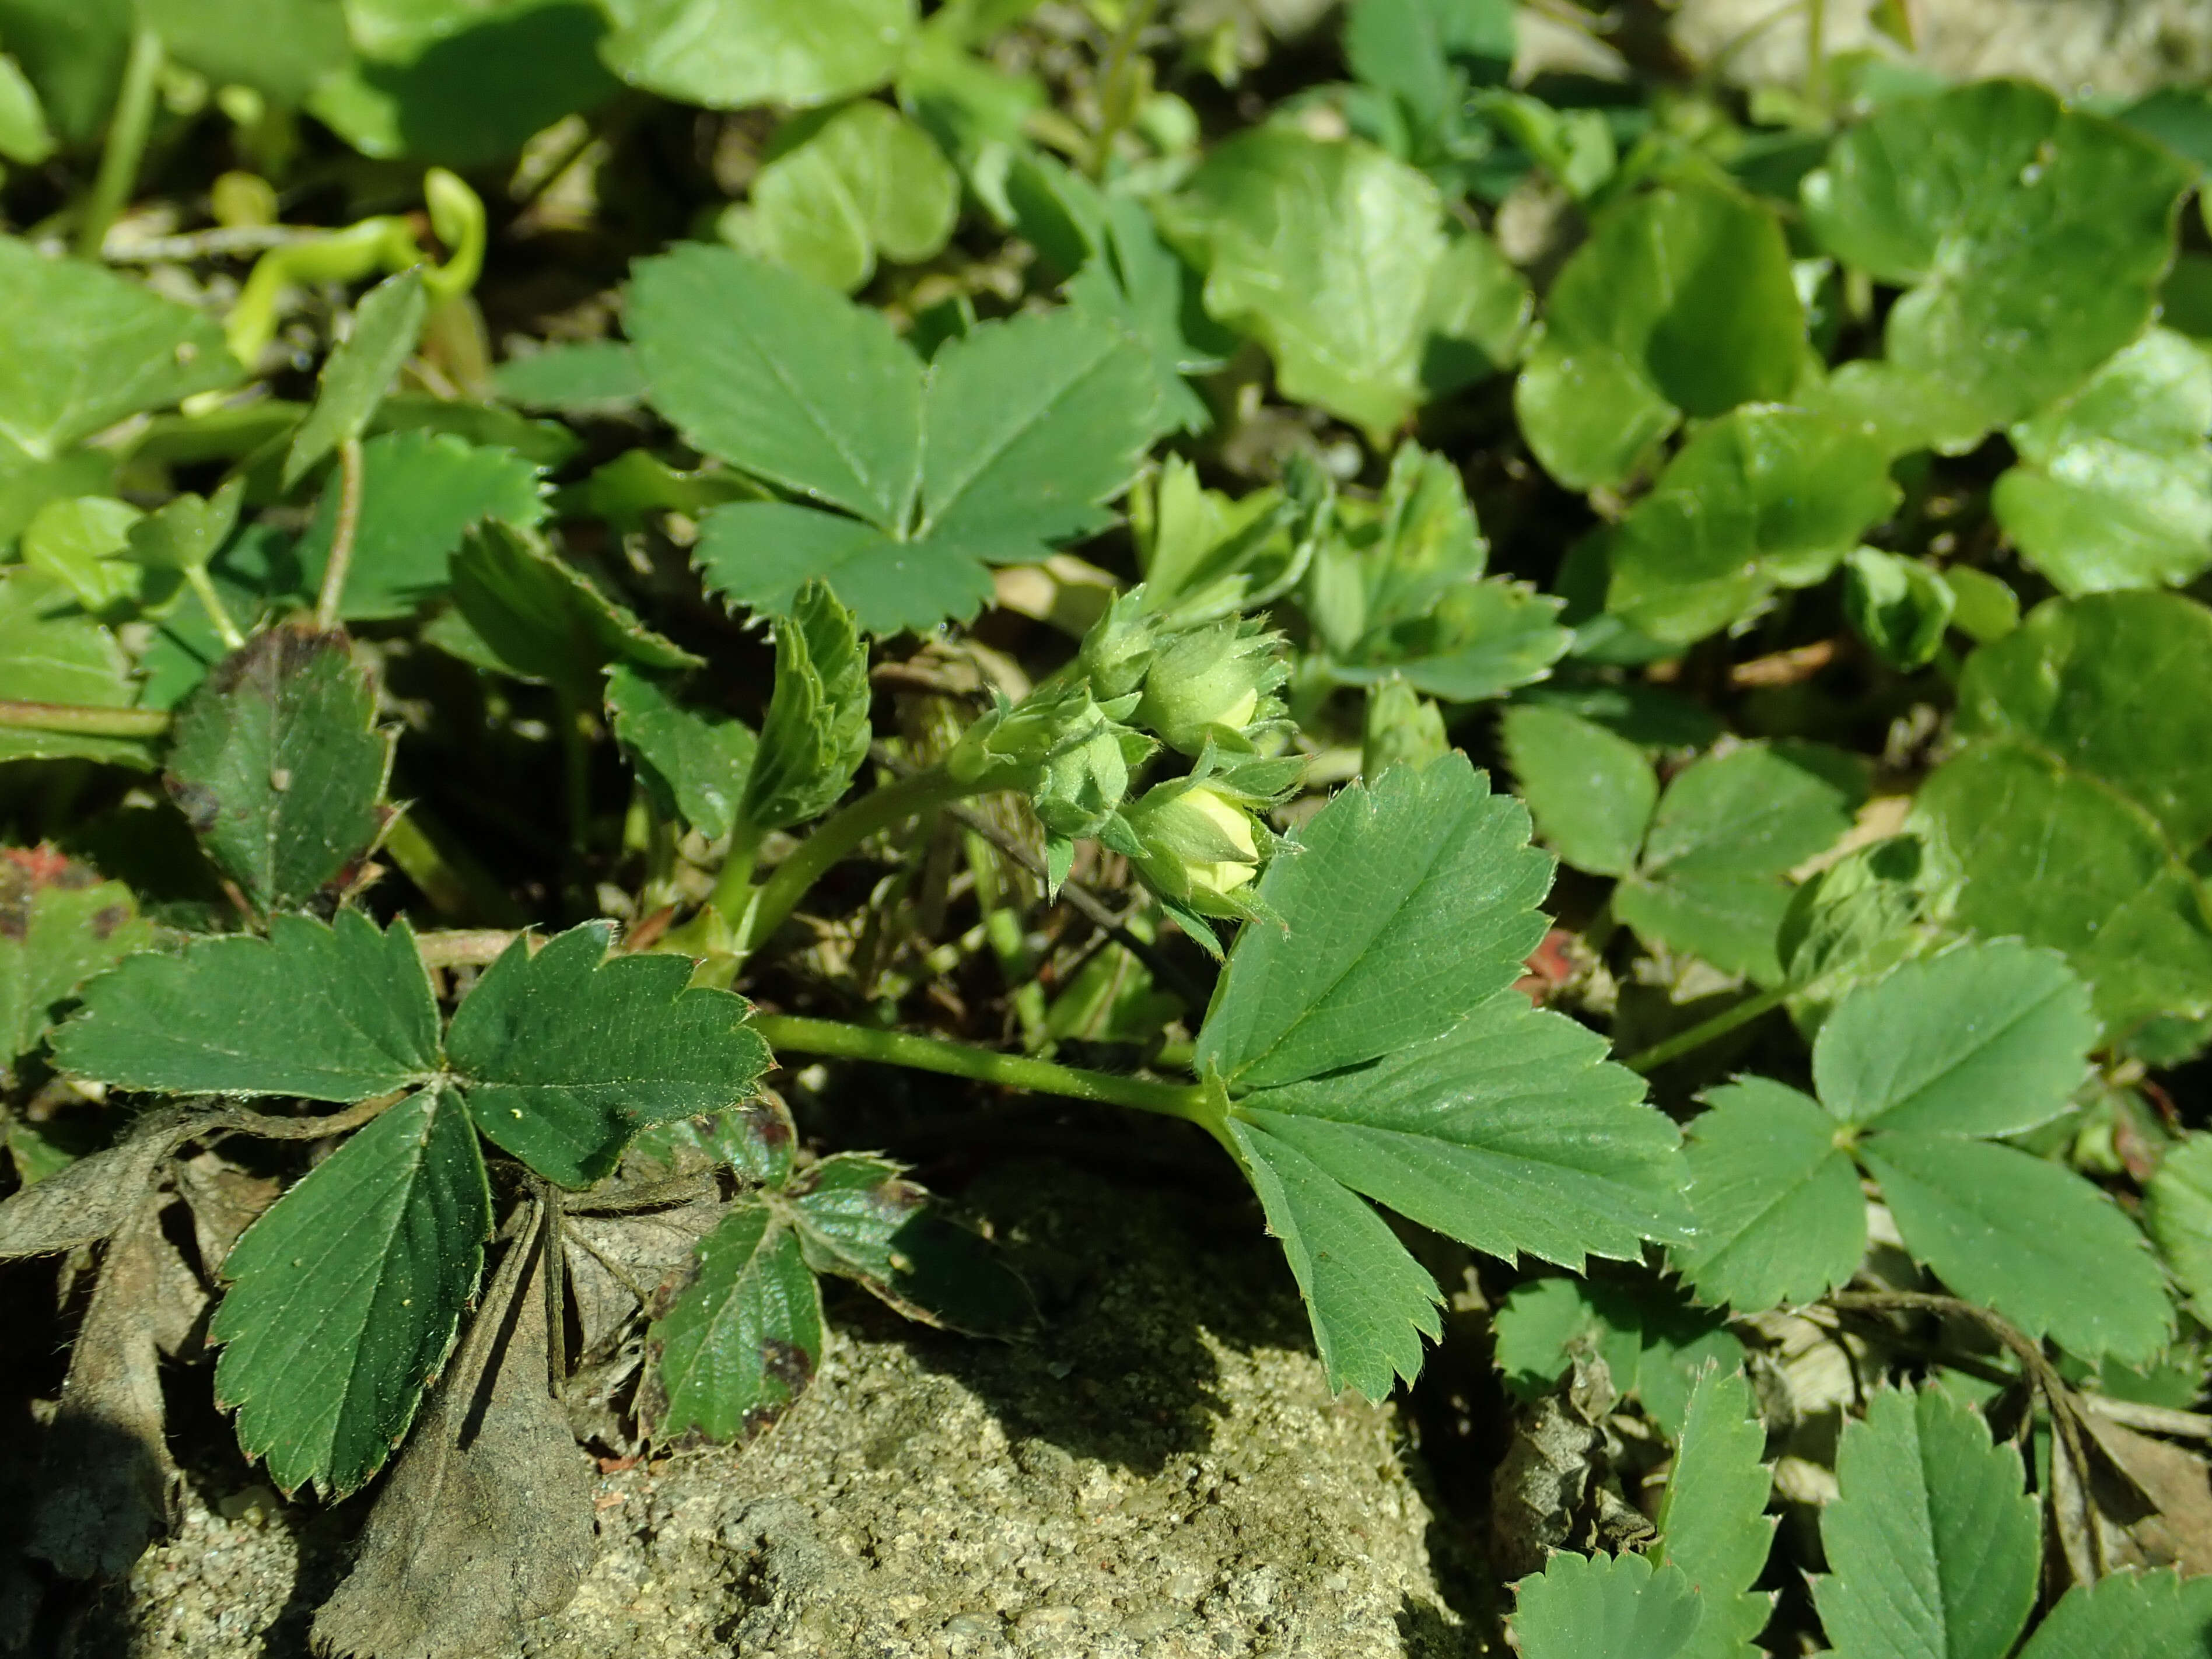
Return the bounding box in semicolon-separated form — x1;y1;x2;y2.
315;437;366;629
414;928;523;967
212;1091;409;1140
2081;1395;2212;1442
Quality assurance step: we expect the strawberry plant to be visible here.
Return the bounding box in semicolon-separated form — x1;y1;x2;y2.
4;0;2212;1653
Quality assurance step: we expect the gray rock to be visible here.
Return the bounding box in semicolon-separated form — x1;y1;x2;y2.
85;1161;1486;1658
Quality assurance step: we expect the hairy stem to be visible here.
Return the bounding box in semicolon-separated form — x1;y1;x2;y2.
0;700;172;738
751;1013;1217;1128
78;24;165;260
736;768;973;953
315;437;366;629
1619;984;1790;1074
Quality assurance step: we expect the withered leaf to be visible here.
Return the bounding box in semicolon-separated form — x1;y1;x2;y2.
312;1211;595;1659
0;1107;207;1259
564;1197;723;1361
29;1201;179;1580
174;1150;279;1276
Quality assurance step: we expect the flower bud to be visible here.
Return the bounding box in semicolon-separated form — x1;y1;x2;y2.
1126;782;1262;916
1078;592;1160;702
1134;622;1283;756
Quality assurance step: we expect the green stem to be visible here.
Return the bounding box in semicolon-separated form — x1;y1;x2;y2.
78;24;165;260
736;768;973;953
1086;0;1160;177
706;820;767;923
315;438;365;631
185;564;245;651
1619;985;1790;1075
0;700;171;738
382;806;526;925
752;1013;1216;1128
1803;0;1828;106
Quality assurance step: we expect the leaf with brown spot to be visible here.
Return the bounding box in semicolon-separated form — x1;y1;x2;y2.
0;1107;208;1259
642;1196;821;1444
312;1212;596;1659
162;623;393;916
562;1196;723;1360
29;1200;180;1580
0;846;153;1078
789;1153;1033;1336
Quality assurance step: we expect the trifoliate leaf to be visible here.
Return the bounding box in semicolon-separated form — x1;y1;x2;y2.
1803;80;2192;434
2015;1569;2212;1659
1616;741;1864;984
284;269;429;485
1605;407;1901;648
604;663;758;842
729;99;959;293
1813;1386;2039;1659
738;580;871;834
787;1152;1032;1333
212;1087;490;1497
162;624;393;915
0;847;153;1076
1994;328;2212;594
1343;0;1514;136
600;0;912;110
295;430;547;621
1329;579;1570;704
492;340;645;412
914;307;1158;562
1513;182;1803;490
1842;547;1954;671
1813;942;2095;1138
2147;1133;2212;1326
1864;1132;2173;1362
439;520;701;699
1915;592;2212;1031
1197;754;1552;1090
645;1198;822;1443
0;236;239;461
0;567;154;768
446;922;771;1187
1158;128;1526;443
1501;704;1656;878
1511;1550;1704;1659
1492;1273;1744;1438
51;911;441;1101
1656;1366;1775;1659
694;499;992;636
1062;193;1231;437
1674;1078;1864;1312
629;242;922;528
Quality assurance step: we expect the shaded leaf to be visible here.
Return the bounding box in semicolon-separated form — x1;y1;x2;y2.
1842;547;1954;671
1675;1078;1864;1312
1656;1366;1776;1659
0;566;155;768
788;1152;1033;1333
2015;1569;2212;1659
0;845;152;1074
492;340;645;412
604;664;758;842
446;922;771;1187
160;624;393;915
2147;1133;2212;1326
285;269;429;485
1492;1274;1744;1440
1501;704;1656;878
211;1087;492;1497
51;911;440;1102
645;1198;822;1442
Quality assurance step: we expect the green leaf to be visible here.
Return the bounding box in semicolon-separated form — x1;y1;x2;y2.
1513;183;1803;490
1994;328;2212;594
604;664;758;843
738;581;872;834
1803;80;2193;433
438;520;701;698
284;270;429;487
1674;1078;1864;1312
1343;0;1513;135
645;1198;822;1441
0;49;55;165
1813;1386;2039;1659
1062;193;1231;438
0;567;153;768
210;1086;490;1497
1511;1550;1704;1659
2147;1133;2212;1326
1196;754;1552;1090
915;307;1158;561
0;236;239;461
1605;408;1901;648
1862;1133;2173;1362
1616;741;1864;984
1501;704;1656;878
693;499;988;635
727;100;960;293
1158;128;1525;444
1812;942;2095;1138
295;430;548;621
162;624;393;915
1656;1366;1775;1659
446;922;771;1187
51;911;442;1102
629;243;922;528
0;848;152;1075
22;495;148;614
1225;1115;1444;1398
2015;1570;2212;1659
124;477;244;576
1776;834;1941;1003
600;0;913;110
1492;1273;1743;1438
139;0;350;103
1331;579;1570;703
1842;547;1954;671
492;340;645;412
786;1152;1032;1332
1915;592;2212;1031
0;0;131;145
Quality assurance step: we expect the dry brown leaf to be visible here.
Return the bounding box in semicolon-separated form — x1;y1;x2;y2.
2085;1414;2212;1577
174;1150;279;1275
0;1107;206;1259
312;1210;596;1659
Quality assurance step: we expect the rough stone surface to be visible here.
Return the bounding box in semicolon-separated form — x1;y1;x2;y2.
78;1161;1490;1658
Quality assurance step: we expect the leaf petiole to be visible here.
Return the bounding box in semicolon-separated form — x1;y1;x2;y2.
1619;984;1790;1074
78;24;164;261
0;699;172;738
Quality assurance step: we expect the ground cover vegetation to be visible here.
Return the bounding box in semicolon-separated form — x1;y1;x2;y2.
1;0;2211;1651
